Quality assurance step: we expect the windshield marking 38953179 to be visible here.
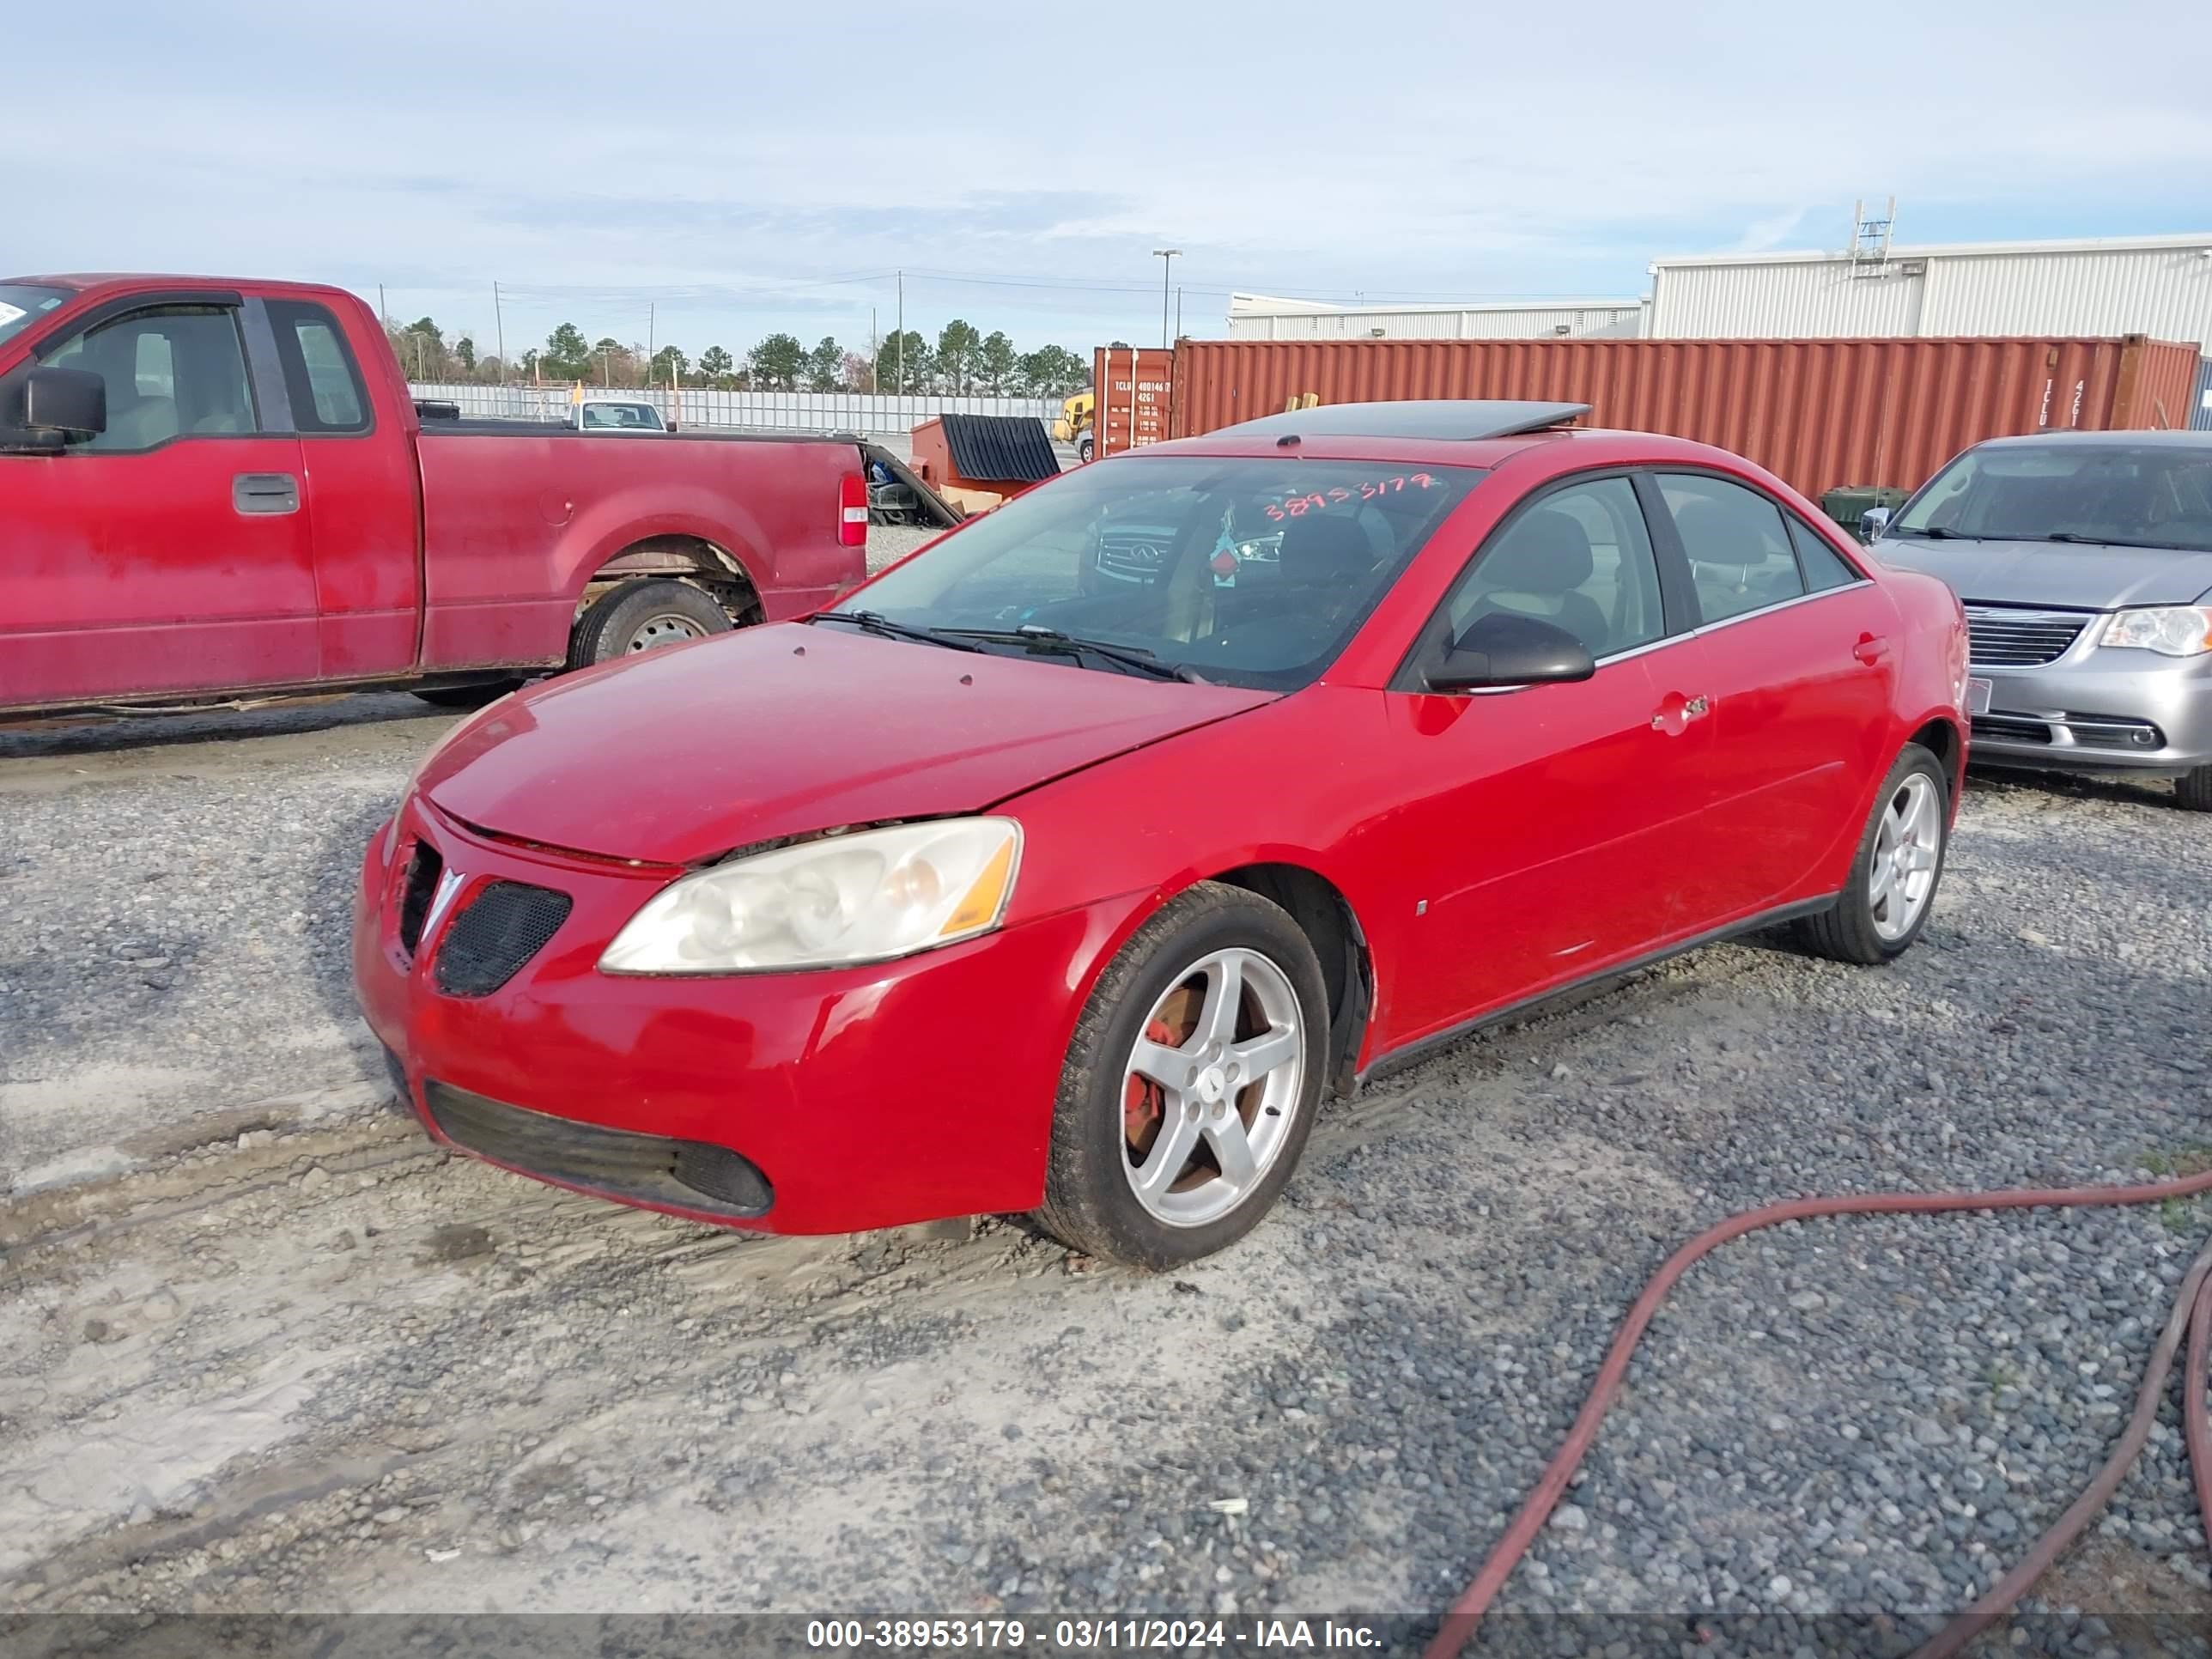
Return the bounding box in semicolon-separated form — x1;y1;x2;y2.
821;457;1482;690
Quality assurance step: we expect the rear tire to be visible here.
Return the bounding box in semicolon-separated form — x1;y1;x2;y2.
1796;742;1949;965
2177;764;2212;812
1035;883;1327;1269
568;578;732;669
1077;434;1095;465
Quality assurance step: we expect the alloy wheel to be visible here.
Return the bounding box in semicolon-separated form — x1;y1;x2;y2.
1869;772;1942;942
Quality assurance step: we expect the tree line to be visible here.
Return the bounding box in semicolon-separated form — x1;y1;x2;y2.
386;316;1094;398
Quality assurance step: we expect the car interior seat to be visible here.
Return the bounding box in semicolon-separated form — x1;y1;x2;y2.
1674;498;1797;609
1464;508;1610;654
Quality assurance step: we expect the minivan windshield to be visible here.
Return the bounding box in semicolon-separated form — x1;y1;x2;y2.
0;283;70;349
823;456;1482;689
1893;441;2212;552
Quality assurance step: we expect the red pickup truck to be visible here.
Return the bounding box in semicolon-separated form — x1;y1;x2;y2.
0;274;940;714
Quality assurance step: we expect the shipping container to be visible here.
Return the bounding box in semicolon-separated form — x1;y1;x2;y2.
2192;356;2212;433
1161;335;2202;500
1092;346;1176;459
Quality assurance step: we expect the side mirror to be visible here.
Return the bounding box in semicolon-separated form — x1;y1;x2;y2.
1858;506;1893;540
1425;611;1596;693
3;366;107;452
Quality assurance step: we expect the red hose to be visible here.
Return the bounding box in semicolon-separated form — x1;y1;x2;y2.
1424;1169;2212;1659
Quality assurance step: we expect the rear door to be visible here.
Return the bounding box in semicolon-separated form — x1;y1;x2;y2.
261;297;423;679
1377;472;1716;1044
1645;471;1899;913
0;295;316;706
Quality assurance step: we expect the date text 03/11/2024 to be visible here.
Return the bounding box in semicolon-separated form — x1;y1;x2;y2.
804;1618;1386;1650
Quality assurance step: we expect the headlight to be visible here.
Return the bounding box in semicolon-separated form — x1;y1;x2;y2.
599;817;1022;975
2099;606;2212;657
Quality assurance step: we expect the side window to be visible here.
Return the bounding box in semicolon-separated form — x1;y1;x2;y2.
1656;473;1806;624
1786;515;1864;592
265;300;370;433
1443;477;1664;659
42;305;256;453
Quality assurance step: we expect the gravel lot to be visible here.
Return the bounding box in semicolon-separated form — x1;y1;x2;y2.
3;593;2210;1650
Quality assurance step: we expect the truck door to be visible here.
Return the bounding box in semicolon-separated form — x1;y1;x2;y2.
258;297;422;678
0;295;317;706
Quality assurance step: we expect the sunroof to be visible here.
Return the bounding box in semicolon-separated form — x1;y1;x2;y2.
1224;400;1593;441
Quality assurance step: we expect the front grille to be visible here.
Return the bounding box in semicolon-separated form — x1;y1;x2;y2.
1094;526;1170;582
1964;605;2091;667
422;1079;773;1218
1972;715;2053;745
397;842;443;955
432;881;572;997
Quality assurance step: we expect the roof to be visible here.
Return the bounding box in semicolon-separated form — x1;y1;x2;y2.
1218;400;1593;441
3;273;359;299
1229;292;1641;318
1649;233;2212;270
1978;428;2212;449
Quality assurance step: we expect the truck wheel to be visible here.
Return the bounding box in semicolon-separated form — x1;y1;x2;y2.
1077;434;1095;465
2178;764;2212;813
569;578;731;669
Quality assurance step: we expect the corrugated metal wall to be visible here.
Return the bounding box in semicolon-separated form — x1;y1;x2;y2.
1228;305;1643;342
2192;357;2212;433
1922;248;2212;350
1166;336;2202;499
1644;261;1926;339
1649;246;2212;350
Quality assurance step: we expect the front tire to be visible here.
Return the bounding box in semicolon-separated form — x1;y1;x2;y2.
1796;742;1949;965
1076;434;1095;465
1036;883;1327;1269
2176;764;2212;812
568;578;731;669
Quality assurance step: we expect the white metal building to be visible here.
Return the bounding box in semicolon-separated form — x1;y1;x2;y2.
1226;293;1643;342
1644;234;2212;350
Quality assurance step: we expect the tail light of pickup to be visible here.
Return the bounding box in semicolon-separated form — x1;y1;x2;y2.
839;473;868;548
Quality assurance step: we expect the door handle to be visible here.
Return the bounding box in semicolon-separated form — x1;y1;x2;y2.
234;472;301;516
1853;633;1890;665
1650;693;1711;734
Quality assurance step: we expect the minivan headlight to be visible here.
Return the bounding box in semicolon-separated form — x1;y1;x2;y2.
599;817;1021;975
2099;606;2212;658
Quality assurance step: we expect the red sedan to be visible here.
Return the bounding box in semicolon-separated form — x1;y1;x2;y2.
354;401;1969;1267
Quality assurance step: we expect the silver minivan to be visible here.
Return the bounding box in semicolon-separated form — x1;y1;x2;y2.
1869;431;2212;810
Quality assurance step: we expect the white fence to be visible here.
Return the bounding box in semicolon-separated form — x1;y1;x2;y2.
406;382;1060;435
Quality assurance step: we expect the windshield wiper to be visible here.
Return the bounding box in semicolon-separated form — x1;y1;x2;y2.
2033;532;2195;551
949;625;1203;683
813;610;983;653
1896;526;1984;540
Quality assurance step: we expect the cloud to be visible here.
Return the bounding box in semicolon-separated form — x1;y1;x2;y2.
9;0;2210;351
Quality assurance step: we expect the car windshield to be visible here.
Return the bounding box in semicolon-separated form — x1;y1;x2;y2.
1893;442;2212;552
0;283;70;349
830;456;1483;689
584;403;658;428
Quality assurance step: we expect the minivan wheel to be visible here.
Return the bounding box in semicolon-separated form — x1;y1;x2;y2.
2177;764;2212;812
1036;882;1327;1269
1796;742;1949;965
569;578;731;669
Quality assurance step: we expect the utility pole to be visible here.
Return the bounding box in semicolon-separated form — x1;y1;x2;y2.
378;284;388;327
492;282;507;384
1175;285;1183;342
647;302;656;368
869;307;878;392
896;270;904;396
1152;249;1182;349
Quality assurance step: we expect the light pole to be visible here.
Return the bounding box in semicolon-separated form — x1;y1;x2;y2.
1152;248;1181;349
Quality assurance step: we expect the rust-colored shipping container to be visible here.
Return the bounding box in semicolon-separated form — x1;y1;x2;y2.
1162;335;2200;500
1093;346;1175;458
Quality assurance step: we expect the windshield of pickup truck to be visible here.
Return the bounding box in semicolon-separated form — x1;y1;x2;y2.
1895;441;2212;552
823;456;1482;689
0;284;70;349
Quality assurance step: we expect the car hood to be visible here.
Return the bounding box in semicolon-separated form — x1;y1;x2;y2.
1870;537;2212;610
417;623;1275;865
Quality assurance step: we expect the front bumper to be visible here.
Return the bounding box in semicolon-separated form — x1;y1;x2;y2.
1968;651;2212;776
352;796;1145;1235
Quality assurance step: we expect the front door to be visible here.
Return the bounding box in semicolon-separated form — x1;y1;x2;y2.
0;301;317;707
1376;473;1715;1048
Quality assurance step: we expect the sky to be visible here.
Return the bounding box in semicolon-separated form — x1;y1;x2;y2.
13;0;2212;368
